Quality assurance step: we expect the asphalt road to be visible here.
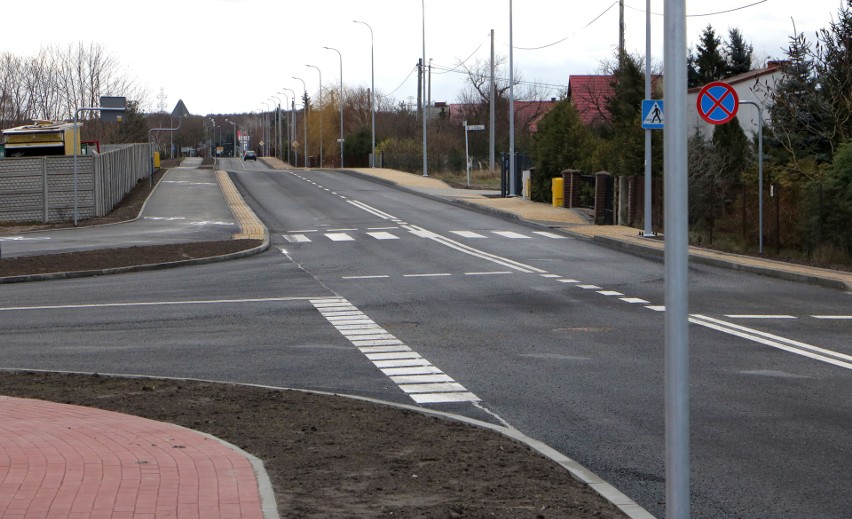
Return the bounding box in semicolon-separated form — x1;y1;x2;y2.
1;158;850;518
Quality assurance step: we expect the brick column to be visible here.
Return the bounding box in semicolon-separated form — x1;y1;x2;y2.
563;169;582;208
594;171;611;224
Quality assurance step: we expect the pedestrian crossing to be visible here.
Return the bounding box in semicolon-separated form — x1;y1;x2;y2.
282;228;570;244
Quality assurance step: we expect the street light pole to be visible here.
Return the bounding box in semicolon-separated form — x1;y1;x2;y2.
306;65;323;167
353;20;375;167
324;46;344;168
508;0;515;194
209;117;217;158
421;0;428;177
260;101;271;156
277;91;291;164
225;119;237;157
270;96;282;161
293;76;309;168
281;87;296;165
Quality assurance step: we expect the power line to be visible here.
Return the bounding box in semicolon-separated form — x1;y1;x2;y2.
623;0;769;17
385;65;418;97
433;33;489;75
511;1;619;51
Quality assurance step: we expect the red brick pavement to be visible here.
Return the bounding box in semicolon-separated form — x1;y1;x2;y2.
0;396;265;519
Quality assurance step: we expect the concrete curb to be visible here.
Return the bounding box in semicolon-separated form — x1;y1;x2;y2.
0;368;653;519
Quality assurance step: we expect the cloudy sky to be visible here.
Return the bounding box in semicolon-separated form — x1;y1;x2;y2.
5;0;844;115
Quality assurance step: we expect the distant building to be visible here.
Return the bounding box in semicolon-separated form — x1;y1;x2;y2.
567;75;615;127
445;98;560;134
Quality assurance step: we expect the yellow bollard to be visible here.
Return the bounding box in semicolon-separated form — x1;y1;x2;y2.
552;177;564;207
153;152;161;169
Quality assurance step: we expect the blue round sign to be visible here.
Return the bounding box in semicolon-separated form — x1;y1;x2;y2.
697;81;739;125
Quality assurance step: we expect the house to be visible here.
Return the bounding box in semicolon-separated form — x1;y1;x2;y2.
567;75;615;126
445;98;559;134
687;61;785;139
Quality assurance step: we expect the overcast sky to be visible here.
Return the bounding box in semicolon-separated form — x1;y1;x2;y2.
4;0;844;116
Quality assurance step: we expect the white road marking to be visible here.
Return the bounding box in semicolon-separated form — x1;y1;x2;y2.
646;306;666;312
282;234;311;243
577;284;601;290
368;226;400;230
690;314;852;370
558;279;581;283
540;274;561;278
492;231;530;239
724;315;796;319
327;228;358;232
341;275;390;279
0;236;52;241
144;216;186;221
465;271;512;276
597;290;624;296
326;233;355;241
403;273;452;278
532;231;569;239
287;229;317;233
620;297;650;304
367;231;399;240
311;297;480;404
450;231;486;238
347;200;396;220
0;297;319;312
812;315;852;320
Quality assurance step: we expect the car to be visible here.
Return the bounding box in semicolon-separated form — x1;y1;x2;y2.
243;150;257;161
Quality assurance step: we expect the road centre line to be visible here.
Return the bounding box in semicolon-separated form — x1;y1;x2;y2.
0;297;321;312
689;314;852;370
465;271;512;276
311;297;480;404
725;315;796;319
812;315;852;319
403;273;452;278
342;275;390;279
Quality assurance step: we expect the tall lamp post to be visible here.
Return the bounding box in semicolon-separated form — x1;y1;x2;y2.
225;119;237;157
209;118;216;158
353;19;375;167
270;95;282;161
421;0;428;176
306;65;324;167
277;91;291;164
261;101;272;156
324;46;344;168
292;76;309;168
280;87;296;165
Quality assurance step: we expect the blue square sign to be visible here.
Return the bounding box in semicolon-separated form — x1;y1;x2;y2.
641;100;664;130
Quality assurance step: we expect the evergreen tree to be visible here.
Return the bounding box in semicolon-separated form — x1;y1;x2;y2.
690;25;727;87
602;52;646;176
726;28;753;76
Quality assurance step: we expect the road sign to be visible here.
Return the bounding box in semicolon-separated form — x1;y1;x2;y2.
466;124;485;131
696;81;739;125
641;100;664;129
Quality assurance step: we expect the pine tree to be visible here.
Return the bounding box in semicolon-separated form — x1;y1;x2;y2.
726;28;753;76
691;25;727;87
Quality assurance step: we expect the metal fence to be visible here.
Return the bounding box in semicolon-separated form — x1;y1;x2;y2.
0;143;152;223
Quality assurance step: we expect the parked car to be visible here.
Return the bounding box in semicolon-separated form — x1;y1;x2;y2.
243;150;257;161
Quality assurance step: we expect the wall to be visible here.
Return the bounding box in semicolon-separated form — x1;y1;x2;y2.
0;143;152;223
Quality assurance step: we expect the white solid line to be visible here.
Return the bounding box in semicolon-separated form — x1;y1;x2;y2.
620;297;650;304
465;271;512;276
365;352;422;361
724;315;796;319
532;231;569;239
492;231;530;239
325;233;355;241
577;285;601;290
0;297;318;312
450;231;486;238
390;374;455;384
410;392;481;404
399;382;468;394
812;315;852;320
367;231;400;240
381;366;444;376
403;273;452;278
597;290;624;297
645;306;666;312
342;275;390;279
359;345;412;353
372;359;433;368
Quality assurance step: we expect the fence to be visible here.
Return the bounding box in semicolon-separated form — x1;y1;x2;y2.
0;143;152;223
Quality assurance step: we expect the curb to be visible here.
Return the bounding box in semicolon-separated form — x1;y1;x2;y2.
0;368;654;519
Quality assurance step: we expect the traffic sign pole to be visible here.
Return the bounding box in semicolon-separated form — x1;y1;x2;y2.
740;100;765;255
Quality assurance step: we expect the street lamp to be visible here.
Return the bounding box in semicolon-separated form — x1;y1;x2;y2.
261;101;272;156
280;87;296;165
209;118;216;158
324;46;344;168
292;76;309;168
225;119;237;157
353;19;376;167
270;96;282;161
277;91;291;165
306;64;323;167
421;0;428;177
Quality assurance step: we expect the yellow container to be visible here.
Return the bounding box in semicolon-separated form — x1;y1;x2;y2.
153;151;161;168
552;177;564;207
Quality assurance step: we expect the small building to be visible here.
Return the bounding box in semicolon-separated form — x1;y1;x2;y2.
2;120;81;158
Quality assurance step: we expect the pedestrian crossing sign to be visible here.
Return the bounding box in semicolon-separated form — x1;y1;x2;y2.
641;100;664;129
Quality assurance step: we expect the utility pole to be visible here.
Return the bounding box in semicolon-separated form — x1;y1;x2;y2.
489;28;495;172
417;59;423;120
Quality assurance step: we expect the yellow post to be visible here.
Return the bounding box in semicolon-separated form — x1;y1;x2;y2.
153;151;161;169
552;176;564;207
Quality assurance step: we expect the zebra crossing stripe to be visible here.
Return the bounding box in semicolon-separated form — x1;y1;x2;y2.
310;297;480;404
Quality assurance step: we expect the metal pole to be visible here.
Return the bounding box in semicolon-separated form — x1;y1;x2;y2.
663;1;690;518
508;0;515;194
324;46;344;168
464;121;471;187
307;65;323;167
281;88;296;165
489;28;496;172
353;20;375;167
73;109;80;226
421;0;428;177
269;97;281;160
293;76;308;168
643;0;655;236
741;100;764;255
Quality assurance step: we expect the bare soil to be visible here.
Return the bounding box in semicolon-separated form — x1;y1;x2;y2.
0;160;629;517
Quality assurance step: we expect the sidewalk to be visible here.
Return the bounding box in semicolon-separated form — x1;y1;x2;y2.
340;166;852;292
0;396;271;519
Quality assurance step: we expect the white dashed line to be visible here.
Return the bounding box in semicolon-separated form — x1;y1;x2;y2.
367;231;399;240
283;234;311;243
724;315;796;319
812;315;852;320
646;306;666;312
558;279;581;283
620;297;650;304
491;231;530;239
532;231;569;239
403;273;452;278
540;274;561;278
597;290;624;296
341;275;390;279
311;297;480;404
450;231;486;238
577;285;602;290
465;271;512;276
326;233;355;241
